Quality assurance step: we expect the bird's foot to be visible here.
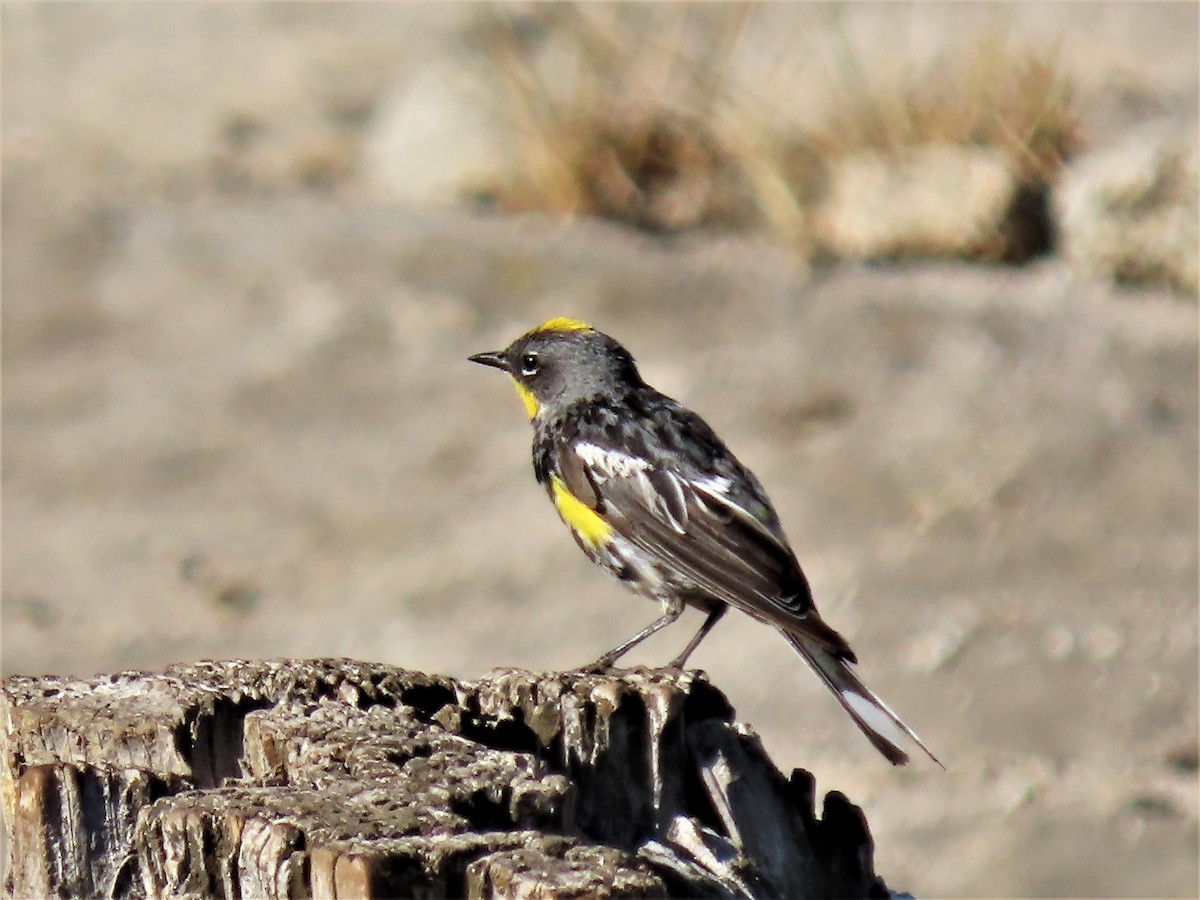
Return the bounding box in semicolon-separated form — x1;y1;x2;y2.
580;654;621;674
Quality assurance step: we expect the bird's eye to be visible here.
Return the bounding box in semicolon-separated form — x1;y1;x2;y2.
521;352;539;376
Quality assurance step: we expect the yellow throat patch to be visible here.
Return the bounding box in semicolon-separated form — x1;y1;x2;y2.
550;475;613;547
508;377;540;419
533;316;592;334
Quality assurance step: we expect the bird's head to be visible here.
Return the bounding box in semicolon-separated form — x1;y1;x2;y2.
469;317;643;420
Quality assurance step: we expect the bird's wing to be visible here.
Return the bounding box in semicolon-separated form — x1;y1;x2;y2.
555;433;853;659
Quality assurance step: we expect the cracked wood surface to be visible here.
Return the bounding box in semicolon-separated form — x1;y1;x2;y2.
2;659;890;898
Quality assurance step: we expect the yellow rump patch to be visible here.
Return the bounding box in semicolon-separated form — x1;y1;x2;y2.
551;475;613;548
533;316;592;335
508;376;540;420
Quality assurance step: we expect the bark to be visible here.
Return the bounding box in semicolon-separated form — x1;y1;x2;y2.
1;659;891;899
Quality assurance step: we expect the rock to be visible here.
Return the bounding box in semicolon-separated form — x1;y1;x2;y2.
1055;119;1199;297
364;56;516;206
811;144;1050;263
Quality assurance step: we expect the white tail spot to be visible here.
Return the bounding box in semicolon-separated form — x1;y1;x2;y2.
842;690;908;750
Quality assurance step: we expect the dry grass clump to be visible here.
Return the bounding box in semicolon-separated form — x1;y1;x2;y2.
485;106;754;234
469;4;1081;261
801;32;1081;182
465;4;762;233
789;29;1081;263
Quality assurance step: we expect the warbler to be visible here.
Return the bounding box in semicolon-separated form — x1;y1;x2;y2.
470;317;938;765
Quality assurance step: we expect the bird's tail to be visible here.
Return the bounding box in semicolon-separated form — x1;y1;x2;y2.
781;630;942;767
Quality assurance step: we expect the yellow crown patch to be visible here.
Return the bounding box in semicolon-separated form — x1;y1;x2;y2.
533;316;592;335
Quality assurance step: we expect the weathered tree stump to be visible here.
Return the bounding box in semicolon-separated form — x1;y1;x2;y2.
1;659;893;898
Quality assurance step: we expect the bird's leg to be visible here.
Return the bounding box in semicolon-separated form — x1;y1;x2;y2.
584;599;684;672
667;604;727;670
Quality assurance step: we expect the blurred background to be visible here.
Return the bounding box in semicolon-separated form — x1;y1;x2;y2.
3;3;1197;896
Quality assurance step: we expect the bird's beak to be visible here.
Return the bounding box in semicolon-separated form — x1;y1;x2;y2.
468;350;508;371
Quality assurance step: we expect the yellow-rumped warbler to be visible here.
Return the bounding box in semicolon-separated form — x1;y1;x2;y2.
470;317;938;765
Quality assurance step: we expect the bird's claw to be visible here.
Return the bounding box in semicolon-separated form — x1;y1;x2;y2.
581;655;620;674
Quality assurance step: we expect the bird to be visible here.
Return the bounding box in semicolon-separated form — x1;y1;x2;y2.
469;316;939;765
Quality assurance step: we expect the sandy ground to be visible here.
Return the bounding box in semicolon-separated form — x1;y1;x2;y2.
3;5;1197;897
